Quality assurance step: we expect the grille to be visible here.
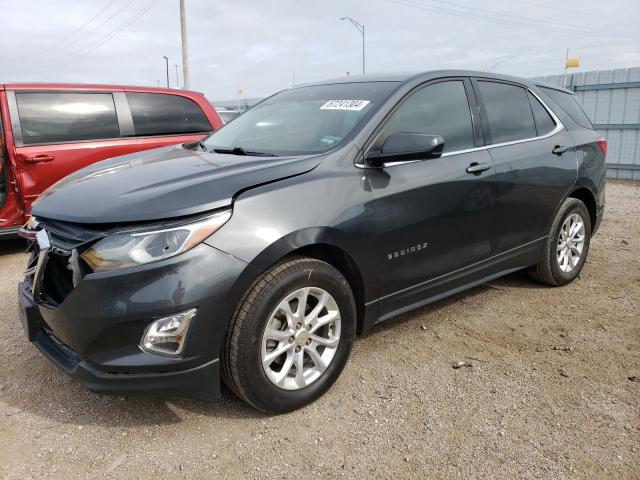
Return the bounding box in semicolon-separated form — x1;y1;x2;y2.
25;218;103;307
42;251;75;305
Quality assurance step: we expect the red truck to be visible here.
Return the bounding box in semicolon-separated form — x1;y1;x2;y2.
0;83;223;237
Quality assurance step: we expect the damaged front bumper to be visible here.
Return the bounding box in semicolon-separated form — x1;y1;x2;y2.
18;225;249;401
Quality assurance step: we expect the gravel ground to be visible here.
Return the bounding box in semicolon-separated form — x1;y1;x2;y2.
0;181;638;480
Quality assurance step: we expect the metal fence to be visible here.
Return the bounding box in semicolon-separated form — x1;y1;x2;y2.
533;67;640;181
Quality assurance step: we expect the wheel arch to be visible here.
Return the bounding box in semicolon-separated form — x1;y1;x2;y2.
239;227;372;334
567;186;597;232
287;243;366;333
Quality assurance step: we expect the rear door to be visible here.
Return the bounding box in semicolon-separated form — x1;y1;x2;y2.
472;79;576;254
125;92;213;150
7;90;139;213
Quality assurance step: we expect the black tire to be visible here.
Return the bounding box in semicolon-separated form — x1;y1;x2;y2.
221;257;356;413
530;197;591;286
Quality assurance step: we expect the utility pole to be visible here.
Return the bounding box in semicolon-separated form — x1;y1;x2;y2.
180;0;191;89
174;64;180;88
292;67;296;87
340;17;365;74
163;55;169;87
564;48;569;88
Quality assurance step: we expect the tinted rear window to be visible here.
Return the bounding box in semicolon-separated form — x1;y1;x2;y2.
540;87;593;129
527;91;556;136
16;92;119;145
126;93;211;136
477;81;536;144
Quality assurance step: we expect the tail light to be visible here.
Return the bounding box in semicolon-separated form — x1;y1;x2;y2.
596;137;607;157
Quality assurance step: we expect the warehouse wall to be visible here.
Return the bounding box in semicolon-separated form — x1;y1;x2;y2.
533;67;640;181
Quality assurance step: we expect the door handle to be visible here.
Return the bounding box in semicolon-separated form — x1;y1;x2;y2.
18;153;53;163
20;154;55;163
466;162;491;174
552;145;569;156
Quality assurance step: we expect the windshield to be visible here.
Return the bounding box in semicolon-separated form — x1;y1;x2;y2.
203;82;399;156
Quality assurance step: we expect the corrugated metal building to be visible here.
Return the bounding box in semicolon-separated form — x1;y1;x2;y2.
533;67;640;181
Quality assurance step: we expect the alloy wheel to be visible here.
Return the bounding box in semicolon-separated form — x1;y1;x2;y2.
261;287;341;390
556;213;586;273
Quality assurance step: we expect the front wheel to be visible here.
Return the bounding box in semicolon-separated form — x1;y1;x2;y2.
531;197;591;286
222;257;356;413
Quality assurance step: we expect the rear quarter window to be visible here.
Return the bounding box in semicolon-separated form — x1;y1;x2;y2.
126;93;212;136
15;92;120;145
527;91;556;136
539;87;593;129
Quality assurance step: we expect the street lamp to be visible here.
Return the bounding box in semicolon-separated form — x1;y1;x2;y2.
162;56;169;88
174;64;180;89
340;16;365;75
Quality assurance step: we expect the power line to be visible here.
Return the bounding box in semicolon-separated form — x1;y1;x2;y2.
38;0;120;55
421;0;638;35
506;0;628;19
386;0;639;39
64;0;161;62
45;0;137;59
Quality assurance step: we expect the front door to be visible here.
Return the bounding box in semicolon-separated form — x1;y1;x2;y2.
364;79;496;320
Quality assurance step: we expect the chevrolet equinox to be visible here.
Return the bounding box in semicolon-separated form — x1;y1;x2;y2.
18;71;606;413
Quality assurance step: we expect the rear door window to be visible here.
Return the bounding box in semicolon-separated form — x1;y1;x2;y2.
477;81;537;144
126;93;211;136
539;87;593;129
527;91;556;136
16;92;120;145
381;80;475;153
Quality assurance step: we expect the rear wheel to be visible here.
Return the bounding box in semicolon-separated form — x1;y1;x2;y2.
222;257;356;413
531;197;591;286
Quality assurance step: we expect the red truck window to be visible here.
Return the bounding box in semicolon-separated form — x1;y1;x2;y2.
15;92;120;145
126;93;211;136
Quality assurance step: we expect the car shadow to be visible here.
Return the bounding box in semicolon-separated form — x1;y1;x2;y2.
2;269;545;426
0;238;28;256
3;361;265;427
364;269;547;337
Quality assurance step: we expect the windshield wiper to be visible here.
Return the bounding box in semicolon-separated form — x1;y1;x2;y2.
212;146;277;157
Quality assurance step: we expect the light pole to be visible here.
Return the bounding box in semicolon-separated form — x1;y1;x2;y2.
162;56;169;88
340;16;365;75
174;64;180;88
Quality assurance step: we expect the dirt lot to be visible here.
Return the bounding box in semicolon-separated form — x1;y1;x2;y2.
0;181;638;480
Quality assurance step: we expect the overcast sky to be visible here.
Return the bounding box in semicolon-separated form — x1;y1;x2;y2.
1;0;638;100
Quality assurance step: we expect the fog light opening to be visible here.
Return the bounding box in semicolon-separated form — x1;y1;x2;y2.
140;308;197;356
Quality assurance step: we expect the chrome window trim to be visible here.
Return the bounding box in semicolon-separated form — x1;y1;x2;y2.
355;87;564;169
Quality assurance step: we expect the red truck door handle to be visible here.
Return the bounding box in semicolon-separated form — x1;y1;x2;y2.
20;154;55;163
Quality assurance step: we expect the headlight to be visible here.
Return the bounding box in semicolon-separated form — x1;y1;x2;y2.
81;210;231;272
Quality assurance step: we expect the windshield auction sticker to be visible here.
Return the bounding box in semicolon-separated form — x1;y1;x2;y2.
320;100;370;111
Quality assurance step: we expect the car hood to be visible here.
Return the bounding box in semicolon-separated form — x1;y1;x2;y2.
32;144;322;224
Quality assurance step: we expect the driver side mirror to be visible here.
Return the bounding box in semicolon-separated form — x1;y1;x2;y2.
365;132;445;168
